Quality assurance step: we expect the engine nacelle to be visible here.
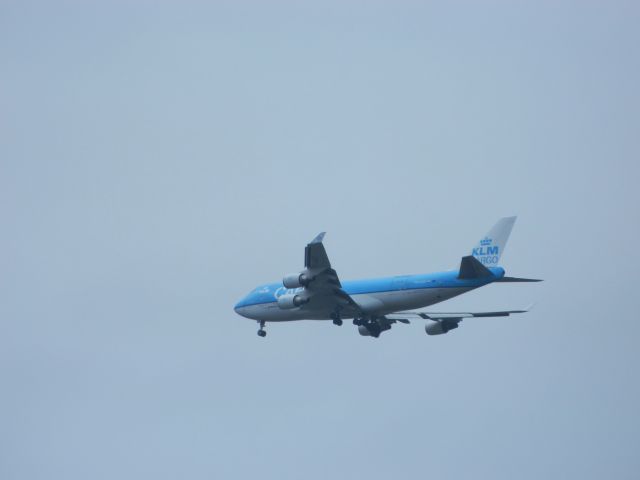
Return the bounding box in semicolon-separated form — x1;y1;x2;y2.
425;320;460;335
358;325;375;337
282;271;312;289
277;293;309;310
358;321;391;338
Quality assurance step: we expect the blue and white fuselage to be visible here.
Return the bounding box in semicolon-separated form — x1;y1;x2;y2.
234;267;505;321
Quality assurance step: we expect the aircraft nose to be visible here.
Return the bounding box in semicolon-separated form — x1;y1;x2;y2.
233;299;247;317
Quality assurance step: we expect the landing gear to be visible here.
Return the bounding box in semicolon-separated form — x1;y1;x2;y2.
257;321;267;337
330;312;343;326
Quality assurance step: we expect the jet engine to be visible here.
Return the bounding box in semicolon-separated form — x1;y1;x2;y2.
425;319;460;335
277;293;309;310
358;321;392;338
282;271;312;289
358;325;377;337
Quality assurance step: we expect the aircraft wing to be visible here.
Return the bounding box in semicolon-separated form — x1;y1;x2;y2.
385;305;533;322
301;233;361;316
305;232;332;272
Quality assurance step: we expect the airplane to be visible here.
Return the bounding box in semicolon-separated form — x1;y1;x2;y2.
233;217;541;338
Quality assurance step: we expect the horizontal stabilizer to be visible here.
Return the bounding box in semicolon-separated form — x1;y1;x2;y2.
495;276;543;282
458;255;493;280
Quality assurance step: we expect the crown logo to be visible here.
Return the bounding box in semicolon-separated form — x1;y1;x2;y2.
480;237;492;246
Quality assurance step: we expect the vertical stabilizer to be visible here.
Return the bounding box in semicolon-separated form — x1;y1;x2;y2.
471;217;516;267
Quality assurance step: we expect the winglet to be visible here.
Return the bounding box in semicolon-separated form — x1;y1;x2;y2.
497;303;536;314
310;232;326;244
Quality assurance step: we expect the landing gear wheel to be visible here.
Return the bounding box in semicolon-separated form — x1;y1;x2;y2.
332;318;343;326
257;320;267;338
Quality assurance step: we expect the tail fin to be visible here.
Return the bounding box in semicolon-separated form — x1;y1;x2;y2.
471;216;516;267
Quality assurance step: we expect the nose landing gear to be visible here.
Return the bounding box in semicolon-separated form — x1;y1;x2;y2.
257;320;267;337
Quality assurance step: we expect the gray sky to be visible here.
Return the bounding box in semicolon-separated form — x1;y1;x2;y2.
2;1;639;479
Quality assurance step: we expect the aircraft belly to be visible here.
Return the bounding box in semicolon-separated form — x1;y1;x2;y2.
360;287;471;314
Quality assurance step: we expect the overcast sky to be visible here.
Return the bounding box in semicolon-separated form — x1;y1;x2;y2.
2;1;639;479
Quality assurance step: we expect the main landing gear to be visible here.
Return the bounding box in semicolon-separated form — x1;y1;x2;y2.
331;312;343;326
257;320;267;337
